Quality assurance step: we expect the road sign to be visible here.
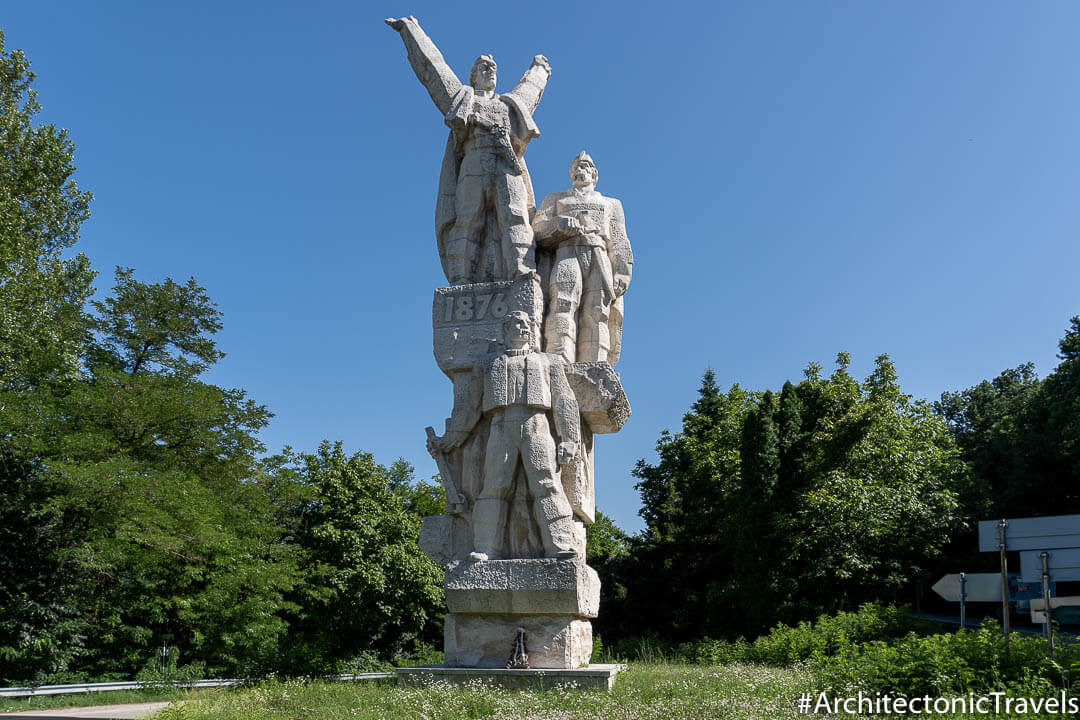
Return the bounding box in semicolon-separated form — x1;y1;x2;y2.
932;573;1007;603
933;573;1051;609
1020;548;1080;582
977;514;1080;552
1029;595;1080;623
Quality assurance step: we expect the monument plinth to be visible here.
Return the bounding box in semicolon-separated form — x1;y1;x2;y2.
385;15;633;687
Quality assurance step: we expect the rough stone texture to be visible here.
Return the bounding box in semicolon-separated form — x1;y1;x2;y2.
430;311;584;562
534;153;632;366
565;362;631;434
444;614;593;669
386;16;550;286
444;559;599;616
418;515;455;566
388;18;637;674
397;664;626;690
432;277;541;376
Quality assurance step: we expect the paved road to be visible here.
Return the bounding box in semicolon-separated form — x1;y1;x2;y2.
0;702;170;719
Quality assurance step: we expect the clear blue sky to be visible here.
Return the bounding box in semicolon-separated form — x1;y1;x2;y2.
5;2;1078;534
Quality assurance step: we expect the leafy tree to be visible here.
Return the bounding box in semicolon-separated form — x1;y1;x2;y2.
937;316;1080;519
386;458;446;518
44;269;295;678
269;442;444;672
936;364;1038;517
586;509;629;563
0;31;94;682
0;449;84;683
585;509;632;644
628;370;755;639
784;355;964;618
630;355;967;640
1025;316;1080;512
0;30;94;400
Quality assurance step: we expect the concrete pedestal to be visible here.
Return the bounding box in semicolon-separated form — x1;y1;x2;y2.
441;558;599;669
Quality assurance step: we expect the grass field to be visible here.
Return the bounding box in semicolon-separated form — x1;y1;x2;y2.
148;662;1080;720
6;660;1071;719
0;686;214;714
153;664;816;720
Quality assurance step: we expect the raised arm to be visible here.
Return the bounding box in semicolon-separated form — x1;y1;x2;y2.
385;16;463;116
507;54;551;114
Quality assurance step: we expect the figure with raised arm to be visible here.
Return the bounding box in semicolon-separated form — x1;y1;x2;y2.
386;16;551;285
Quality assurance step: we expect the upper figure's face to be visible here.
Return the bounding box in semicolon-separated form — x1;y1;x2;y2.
472;60;497;92
571;159;597;190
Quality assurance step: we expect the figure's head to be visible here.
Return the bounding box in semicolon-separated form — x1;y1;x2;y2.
502;310;533;348
569;151;598;190
469;55;497;92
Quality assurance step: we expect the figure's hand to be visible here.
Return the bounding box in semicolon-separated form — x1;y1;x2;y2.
428;430;463;454
559;216;581;234
385;16;416;31
614;278;628;296
557;441;578;465
532;54;551;74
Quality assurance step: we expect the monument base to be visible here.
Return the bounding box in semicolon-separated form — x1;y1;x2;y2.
444;613;592;668
440;559;600;668
396;664;626;690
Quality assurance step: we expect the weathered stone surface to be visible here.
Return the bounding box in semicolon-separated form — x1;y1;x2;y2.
431;312;583;562
386;16;550;286
432;277;541;375
444;559;599;617
535;153;633;366
444;613;593;669
387;17;638;675
565;362;631;434
418;515;454;566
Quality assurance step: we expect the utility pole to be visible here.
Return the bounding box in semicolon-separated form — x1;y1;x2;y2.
959;572;967;630
1041;551;1054;659
999;519;1010;655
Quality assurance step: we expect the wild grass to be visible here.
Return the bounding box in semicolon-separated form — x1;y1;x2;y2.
0;686;217;713
154;663;815;720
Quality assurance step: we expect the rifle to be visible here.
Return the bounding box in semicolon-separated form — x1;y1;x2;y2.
425;426;466;515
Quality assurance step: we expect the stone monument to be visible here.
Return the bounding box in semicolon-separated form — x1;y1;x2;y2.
386;16;632;688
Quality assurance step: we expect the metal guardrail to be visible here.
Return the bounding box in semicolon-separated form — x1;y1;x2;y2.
0;673;394;698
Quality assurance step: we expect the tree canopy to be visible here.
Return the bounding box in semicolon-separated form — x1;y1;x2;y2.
627;356;967;639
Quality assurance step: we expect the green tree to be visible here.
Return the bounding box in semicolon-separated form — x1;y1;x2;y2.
269;442;444;672
784;355;964;616
385;458;446;518
0;449;85;683
936;316;1080;519
585;509;629;564
1024;316;1080;513
585;509;631;644
630;355;966;640
46;269;295;678
0;30;94;400
936;364;1037;517
628;370;755;639
0;31;95;682
730;390;781;631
